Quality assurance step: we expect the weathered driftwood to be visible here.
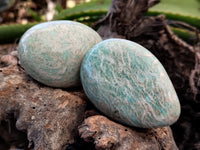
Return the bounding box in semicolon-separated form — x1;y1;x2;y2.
0;49;178;150
79;115;178;150
0;60;87;149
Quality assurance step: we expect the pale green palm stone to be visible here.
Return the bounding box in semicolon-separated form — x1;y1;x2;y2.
18;20;102;88
81;39;181;128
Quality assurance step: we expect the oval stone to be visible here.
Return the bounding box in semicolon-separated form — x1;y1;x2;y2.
80;39;181;128
18;20;102;88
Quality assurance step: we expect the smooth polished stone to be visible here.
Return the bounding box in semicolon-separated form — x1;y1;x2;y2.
81;39;181;128
18;20;102;88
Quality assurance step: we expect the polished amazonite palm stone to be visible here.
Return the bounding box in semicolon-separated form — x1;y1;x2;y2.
81;39;181;128
18;20;102;88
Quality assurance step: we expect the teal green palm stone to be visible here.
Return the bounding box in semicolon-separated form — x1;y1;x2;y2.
18;21;102;88
81;39;181;128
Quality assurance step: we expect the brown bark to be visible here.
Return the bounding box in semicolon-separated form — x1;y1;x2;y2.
79;115;178;150
0;62;87;149
0;47;179;150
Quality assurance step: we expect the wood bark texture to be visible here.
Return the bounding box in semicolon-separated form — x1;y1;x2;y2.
0;54;87;149
79;115;178;150
0;48;178;150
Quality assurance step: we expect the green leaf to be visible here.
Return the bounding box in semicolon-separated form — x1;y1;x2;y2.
27;8;42;22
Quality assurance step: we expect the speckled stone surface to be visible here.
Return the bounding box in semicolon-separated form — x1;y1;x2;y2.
81;39;181;128
18;20;102;88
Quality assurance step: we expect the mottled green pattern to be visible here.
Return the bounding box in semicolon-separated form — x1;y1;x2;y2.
18;21;102;88
81;39;181;128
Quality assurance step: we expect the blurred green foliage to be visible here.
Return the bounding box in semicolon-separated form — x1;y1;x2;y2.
27;8;42;22
0;0;199;44
150;0;200;18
